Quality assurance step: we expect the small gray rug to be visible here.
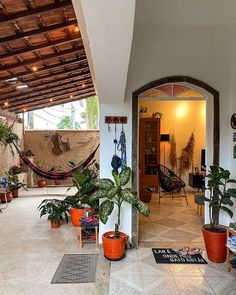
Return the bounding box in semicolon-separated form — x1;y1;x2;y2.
51;254;98;284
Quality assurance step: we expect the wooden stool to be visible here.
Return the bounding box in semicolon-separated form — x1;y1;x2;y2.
78;226;98;248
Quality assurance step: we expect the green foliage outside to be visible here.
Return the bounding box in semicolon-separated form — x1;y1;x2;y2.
57;116;80;129
82;96;99;129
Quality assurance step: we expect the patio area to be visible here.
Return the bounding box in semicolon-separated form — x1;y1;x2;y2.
0;188;235;295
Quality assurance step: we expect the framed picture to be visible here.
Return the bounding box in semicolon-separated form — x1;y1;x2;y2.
233;132;236;142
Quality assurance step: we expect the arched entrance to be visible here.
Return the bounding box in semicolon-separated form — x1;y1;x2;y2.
131;76;219;248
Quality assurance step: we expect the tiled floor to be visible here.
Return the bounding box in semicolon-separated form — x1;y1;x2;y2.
139;192;205;248
109;249;236;295
0;187;103;295
1;188;235;295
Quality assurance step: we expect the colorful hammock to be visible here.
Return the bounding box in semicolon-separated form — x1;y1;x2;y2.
14;143;99;180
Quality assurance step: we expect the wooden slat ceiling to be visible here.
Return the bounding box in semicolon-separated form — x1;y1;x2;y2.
0;0;96;113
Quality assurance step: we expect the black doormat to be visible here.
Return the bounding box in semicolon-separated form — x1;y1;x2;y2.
152;248;207;264
51;254;98;284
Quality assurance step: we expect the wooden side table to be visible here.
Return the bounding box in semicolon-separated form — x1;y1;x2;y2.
226;227;236;272
78;225;98;248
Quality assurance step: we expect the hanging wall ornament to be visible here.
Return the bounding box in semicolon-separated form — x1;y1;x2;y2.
169;133;177;171
117;125;127;171
111;123;122;174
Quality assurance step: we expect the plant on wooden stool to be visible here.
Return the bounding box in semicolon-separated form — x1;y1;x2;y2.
38;198;69;228
91;167;150;260
202;165;236;263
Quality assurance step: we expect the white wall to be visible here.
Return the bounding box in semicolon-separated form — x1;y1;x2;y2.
99;102;132;242
125;0;236;226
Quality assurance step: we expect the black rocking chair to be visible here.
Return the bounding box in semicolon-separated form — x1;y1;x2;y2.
156;164;188;205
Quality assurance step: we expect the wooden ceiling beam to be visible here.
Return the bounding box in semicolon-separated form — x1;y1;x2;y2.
0;56;87;81
7;87;95;112
0;0;73;25
0;74;92;99
0;66;90;93
0;34;81;59
13;91;96;113
1;79;93;102
1;83;94;106
0;45;84;71
0;19;77;45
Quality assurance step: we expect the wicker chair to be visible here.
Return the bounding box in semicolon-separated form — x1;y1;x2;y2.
156;164;188;205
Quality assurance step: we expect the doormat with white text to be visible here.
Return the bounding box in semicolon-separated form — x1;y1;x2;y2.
152;248;207;264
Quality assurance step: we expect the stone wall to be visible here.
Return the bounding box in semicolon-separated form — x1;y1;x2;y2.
23;130;100;184
0;121;23;176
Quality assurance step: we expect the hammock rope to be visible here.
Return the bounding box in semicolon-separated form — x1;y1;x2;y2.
13;142;99;180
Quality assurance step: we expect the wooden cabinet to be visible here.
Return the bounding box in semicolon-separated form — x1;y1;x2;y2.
139;118;160;190
226;227;236;273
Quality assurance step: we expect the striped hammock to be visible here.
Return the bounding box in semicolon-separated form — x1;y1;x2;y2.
15;143;99;180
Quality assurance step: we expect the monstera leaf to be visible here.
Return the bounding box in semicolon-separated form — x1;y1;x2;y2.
120;167;131;186
99;199;114;224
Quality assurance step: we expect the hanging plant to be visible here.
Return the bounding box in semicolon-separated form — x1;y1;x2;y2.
169;133;177;171
0;120;19;154
178;132;195;176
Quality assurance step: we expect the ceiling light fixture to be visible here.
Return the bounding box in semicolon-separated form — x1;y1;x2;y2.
16;85;28;89
49;98;53;102
70;94;73;99
74;26;79;32
82;84;86;87
32;66;38;72
23;109;27;112
4;101;9;107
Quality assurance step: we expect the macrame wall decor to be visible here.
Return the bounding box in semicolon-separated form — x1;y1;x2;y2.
169;133;177;172
178;132;195;177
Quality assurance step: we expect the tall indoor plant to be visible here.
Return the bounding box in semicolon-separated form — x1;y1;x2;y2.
91;167;150;260
203;166;236;262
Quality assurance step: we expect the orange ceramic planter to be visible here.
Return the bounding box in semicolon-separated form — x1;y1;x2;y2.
37;179;46;188
0;192;13;203
70;208;93;227
102;231;127;260
50;220;60;229
202;225;227;263
11;189;19;198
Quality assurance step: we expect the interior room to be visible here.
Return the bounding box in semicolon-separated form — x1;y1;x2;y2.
138;84;207;247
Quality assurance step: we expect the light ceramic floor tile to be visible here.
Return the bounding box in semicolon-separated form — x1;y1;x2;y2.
143;276;177;295
169;264;203;277
160;229;200;242
206;276;236;295
155;218;186;228
173;276;215;294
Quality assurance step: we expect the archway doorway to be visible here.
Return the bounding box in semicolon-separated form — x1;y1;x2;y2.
132;76;219;248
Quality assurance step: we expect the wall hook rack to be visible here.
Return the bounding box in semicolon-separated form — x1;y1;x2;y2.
105;116;128;132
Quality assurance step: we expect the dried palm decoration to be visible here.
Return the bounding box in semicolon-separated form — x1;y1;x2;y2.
169;133;177;171
179;132;195;176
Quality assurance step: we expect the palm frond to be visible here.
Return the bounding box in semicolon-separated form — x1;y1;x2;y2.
169;133;177;171
179;132;195;176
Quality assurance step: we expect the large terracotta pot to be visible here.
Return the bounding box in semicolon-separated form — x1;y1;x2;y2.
37;179;47;188
0;192;13;203
70;207;93;227
11;188;19;198
102;231;127;260
202;225;227;263
50;220;60;229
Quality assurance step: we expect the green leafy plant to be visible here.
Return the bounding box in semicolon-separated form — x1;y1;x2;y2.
204;166;236;231
0;120;19;153
64;163;99;209
91;167;150;237
38;198;69;223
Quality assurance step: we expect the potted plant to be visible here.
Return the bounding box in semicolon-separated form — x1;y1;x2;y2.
0;180;13;203
64;163;99;227
202;166;236;263
48;165;63;185
91;167;150;260
6;164;27;197
38;198;69;228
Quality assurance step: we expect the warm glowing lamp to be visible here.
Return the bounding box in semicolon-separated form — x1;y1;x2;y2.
70;94;73;99
4;101;9;107
176;103;188;118
32;66;38;72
